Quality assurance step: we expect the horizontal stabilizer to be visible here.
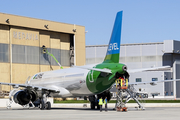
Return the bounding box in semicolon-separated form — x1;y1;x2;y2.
128;79;180;86
127;66;171;73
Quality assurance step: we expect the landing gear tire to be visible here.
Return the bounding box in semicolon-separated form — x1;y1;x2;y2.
91;102;95;109
40;99;45;110
45;101;51;110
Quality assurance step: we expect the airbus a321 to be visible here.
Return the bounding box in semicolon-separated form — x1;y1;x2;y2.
0;11;176;110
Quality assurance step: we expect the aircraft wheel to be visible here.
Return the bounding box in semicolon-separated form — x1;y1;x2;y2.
40;99;45;110
97;104;100;110
91;102;95;109
45;102;51;110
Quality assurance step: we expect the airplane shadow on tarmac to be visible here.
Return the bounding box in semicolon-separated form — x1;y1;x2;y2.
1;107;158;111
4;107;116;111
51;107;115;111
50;107;160;111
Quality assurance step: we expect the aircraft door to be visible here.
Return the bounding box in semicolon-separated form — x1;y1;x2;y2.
87;70;94;83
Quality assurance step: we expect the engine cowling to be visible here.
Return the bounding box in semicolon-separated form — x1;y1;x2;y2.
13;89;38;105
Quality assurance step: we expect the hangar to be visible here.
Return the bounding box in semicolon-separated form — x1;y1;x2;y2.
0;13;86;94
86;40;180;98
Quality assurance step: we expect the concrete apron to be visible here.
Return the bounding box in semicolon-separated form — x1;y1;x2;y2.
52;103;180;108
0;98;53;108
1;98;180;108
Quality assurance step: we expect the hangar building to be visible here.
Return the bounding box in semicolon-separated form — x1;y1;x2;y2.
86;40;180;98
0;13;85;93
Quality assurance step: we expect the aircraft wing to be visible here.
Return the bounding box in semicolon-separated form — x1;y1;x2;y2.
127;66;171;73
75;66;112;73
0;82;60;93
128;79;180;86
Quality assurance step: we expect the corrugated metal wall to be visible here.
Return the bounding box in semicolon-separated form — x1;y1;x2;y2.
86;43;164;69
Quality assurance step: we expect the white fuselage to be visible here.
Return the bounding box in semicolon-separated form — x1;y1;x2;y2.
28;66;94;97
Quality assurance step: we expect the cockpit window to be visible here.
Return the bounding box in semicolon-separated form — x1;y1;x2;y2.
33;73;44;79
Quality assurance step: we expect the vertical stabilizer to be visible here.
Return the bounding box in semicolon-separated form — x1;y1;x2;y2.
103;11;123;63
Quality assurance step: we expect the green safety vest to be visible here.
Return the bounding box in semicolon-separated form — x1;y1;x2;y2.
98;99;103;105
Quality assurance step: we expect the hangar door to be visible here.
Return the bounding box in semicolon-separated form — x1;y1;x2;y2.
176;64;180;98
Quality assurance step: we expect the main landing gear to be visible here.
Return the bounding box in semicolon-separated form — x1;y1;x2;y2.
39;94;51;110
89;91;111;110
89;95;97;109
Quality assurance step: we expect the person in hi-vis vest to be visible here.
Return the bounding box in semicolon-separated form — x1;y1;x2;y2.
104;97;108;111
98;97;103;112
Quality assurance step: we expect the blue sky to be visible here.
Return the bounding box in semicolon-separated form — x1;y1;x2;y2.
0;0;180;45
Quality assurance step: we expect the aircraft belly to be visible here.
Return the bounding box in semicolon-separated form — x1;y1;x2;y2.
61;76;93;96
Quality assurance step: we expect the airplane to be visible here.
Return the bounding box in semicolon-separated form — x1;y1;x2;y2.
0;11;177;110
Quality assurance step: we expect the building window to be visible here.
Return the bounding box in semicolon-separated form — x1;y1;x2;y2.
12;44;26;63
40;48;61;66
27;46;39;64
12;45;39;64
0;43;9;62
136;78;142;82
40;48;51;65
61;49;70;66
152;93;159;96
152;78;158;81
51;49;61;66
11;44;69;66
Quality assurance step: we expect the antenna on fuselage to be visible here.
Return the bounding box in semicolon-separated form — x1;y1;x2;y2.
42;45;63;69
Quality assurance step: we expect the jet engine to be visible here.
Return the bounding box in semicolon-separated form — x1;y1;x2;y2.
13;89;38;105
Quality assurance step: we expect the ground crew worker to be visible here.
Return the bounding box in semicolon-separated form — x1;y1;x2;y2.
104;97;108;111
120;77;125;86
98;97;103;112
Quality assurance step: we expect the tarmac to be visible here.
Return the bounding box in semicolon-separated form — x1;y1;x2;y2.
1;98;180;120
0;107;180;120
